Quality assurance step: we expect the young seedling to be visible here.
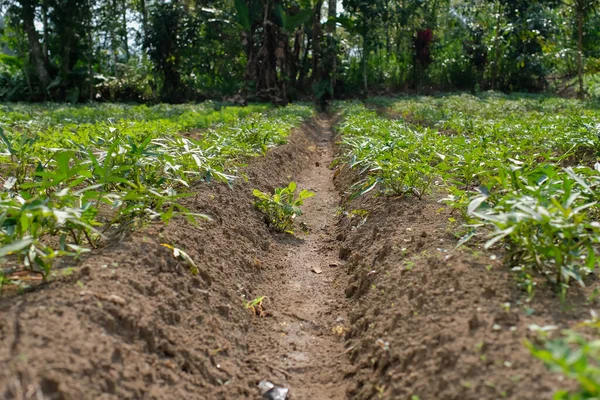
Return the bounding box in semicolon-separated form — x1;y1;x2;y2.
161;243;199;275
253;182;315;234
243;296;269;317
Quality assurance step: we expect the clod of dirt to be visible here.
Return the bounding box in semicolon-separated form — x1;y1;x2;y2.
107;294;126;305
258;380;289;400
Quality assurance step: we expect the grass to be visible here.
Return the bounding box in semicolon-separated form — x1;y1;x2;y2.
243;295;269;317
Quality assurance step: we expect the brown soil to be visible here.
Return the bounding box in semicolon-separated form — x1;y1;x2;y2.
0;114;596;400
332;150;593;400
0;117;352;400
245;117;352;399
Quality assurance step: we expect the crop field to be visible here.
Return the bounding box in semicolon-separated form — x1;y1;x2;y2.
2;95;600;400
342;95;600;294
0;102;312;285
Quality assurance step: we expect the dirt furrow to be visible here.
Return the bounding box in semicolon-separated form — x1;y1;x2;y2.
245;116;352;399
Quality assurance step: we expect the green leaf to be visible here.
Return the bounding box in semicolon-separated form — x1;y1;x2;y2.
234;0;251;31
278;5;313;32
0;238;35;258
468;195;488;215
0;128;14;155
55;151;73;174
484;226;516;249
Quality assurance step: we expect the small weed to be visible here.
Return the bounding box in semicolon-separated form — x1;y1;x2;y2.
243;296;269;318
161;243;199;275
0;272;8;293
588;288;600;305
253;182;314;234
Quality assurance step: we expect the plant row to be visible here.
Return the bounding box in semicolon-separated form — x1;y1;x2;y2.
335;98;600;295
336;95;600;398
0;102;272;130
0;103;313;283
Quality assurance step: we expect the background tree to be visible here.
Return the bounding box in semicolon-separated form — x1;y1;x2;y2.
566;0;599;97
1;0;600;102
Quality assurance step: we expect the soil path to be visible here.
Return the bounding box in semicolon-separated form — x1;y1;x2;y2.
247;116;351;399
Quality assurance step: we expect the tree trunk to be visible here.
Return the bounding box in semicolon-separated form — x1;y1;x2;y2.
363;41;368;94
122;0;130;60
20;0;52;97
290;26;304;88
577;10;584;99
139;0;149;47
250;0;287;103
242;29;256;88
88;27;94;101
61;35;71;92
491;0;501;91
110;0;120;81
258;1;278;93
298;35;311;88
42;0;49;64
362;21;368;95
327;0;337;97
327;0;336;35
311;0;324;85
384;0;391;54
111;29;120;80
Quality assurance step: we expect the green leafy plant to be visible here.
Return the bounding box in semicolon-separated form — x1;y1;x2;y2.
527;324;600;399
0;102;313;280
337;107;442;199
253;182;314;234
336;97;600;298
469;167;600;295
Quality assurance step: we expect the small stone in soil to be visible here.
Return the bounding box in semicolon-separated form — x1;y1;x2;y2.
311;266;323;274
329;263;339;268
258;381;289;400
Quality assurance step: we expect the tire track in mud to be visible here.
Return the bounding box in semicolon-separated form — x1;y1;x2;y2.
246;116;352;400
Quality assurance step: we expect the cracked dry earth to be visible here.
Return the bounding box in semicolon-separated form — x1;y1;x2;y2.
243;116;353;400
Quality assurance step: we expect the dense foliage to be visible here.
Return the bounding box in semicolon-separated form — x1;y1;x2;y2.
0;102;313;283
1;0;600;103
336;94;600;296
335;93;600;399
